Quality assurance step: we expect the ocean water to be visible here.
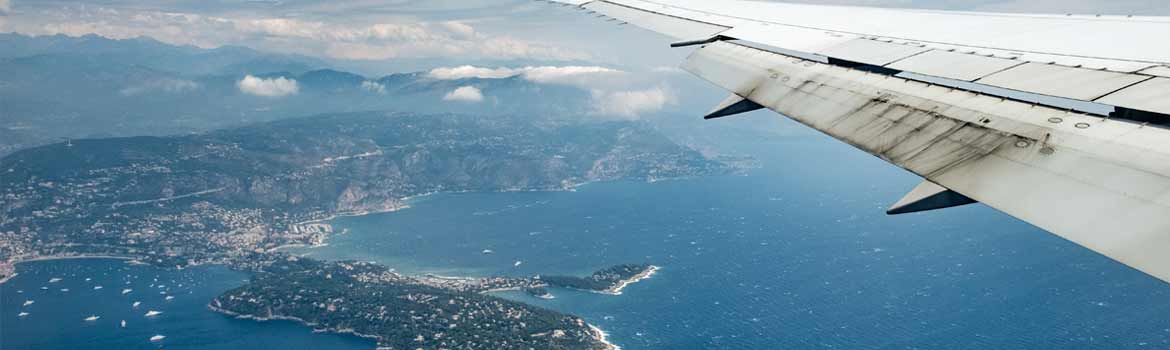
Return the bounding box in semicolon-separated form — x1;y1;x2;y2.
5;134;1169;350
1;258;374;350
295;135;1170;349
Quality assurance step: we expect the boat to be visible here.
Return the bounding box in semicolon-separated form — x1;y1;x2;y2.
18;312;29;317
60;288;70;292
149;335;166;342
132;301;142;308
482;249;494;255
121;320;127;328
122;288;133;295
94;286;103;290
165;296;174;301
49;278;62;283
22;300;34;307
514;260;523;267
144;310;163;317
84;315;100;321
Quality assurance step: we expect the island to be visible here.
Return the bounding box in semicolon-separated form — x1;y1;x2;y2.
209;257;661;350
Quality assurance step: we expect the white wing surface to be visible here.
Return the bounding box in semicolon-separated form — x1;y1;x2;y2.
544;0;1170;283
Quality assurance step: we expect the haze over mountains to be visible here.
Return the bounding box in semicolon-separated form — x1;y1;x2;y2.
0;31;760;276
0;33;733;157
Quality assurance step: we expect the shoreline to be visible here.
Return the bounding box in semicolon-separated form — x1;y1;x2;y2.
602;265;660;296
208;301;384;343
589;324;621;350
1;255;136;285
211;300;616;350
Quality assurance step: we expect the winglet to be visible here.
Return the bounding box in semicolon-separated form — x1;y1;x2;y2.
887;180;978;215
705;94;765;120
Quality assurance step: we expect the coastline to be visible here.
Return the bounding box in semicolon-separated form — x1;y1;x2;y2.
208;301;383;343
211;300;616;350
602;265;660;296
0;255;136;285
589;324;621;350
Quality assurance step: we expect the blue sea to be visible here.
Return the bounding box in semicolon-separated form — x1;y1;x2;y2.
5;133;1169;349
1;259;374;350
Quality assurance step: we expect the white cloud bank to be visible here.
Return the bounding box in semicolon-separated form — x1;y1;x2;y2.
7;7;590;62
238;75;299;97
442;86;484;103
591;87;676;119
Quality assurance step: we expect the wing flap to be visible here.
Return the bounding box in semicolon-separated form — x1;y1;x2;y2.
556;0;1170;115
683;41;1170;283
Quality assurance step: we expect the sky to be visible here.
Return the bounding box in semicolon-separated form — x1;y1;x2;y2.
0;0;1165;117
3;0;1168;69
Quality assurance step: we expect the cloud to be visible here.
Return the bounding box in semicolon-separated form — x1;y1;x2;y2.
591;87;675;119
361;81;386;94
442;86;484;103
0;0;9;14
120;78;200;96
237;75;299;97
3;6;592;62
439;21;475;39
427;65;623;84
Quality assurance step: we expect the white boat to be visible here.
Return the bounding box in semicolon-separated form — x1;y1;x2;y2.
94;286;103;290
18;312;29;317
22;300;34;307
121;320;127;328
149;335;166;342
144;310;163;317
122;288;133;295
84;315;100;321
482;249;494;255
514;260;523;267
165;296;174;301
49;278;62;283
60;288;70;292
132;301;142;308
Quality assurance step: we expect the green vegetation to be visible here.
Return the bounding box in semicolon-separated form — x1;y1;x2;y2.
0;112;729;266
542;264;653;292
213;257;609;350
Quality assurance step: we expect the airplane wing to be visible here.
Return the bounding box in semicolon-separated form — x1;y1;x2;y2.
543;0;1170;283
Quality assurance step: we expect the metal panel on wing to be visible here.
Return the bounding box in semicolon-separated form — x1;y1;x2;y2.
817;38;931;66
582;1;728;40
1139;66;1170;78
976;63;1153;101
1096;77;1170;115
887;50;1024;81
